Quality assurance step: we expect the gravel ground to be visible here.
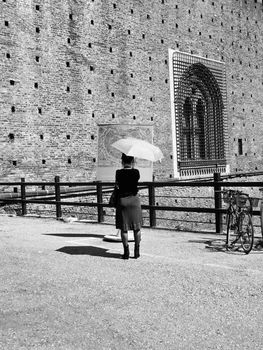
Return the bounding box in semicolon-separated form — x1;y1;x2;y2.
1;215;263;350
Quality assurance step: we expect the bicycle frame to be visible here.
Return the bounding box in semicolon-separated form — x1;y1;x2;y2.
224;189;254;254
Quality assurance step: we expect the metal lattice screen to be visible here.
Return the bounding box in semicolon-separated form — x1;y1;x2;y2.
172;51;228;177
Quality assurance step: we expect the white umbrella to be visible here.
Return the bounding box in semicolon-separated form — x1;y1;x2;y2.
111;137;164;162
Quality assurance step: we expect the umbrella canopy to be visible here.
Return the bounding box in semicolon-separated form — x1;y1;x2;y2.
111;137;164;162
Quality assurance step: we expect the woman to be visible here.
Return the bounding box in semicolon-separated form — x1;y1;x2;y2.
115;153;143;259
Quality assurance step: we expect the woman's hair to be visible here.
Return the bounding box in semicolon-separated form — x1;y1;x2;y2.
121;153;134;164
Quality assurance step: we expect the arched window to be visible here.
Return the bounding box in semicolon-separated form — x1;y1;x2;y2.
170;50;228;178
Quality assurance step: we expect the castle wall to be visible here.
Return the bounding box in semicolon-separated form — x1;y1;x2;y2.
1;0;263;182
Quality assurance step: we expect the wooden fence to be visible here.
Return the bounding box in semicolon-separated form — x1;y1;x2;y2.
0;173;263;234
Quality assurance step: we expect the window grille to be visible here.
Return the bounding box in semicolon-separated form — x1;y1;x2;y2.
170;50;229;178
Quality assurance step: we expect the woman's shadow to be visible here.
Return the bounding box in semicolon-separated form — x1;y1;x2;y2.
56;245;121;259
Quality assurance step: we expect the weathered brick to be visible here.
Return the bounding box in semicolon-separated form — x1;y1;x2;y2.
0;0;263;182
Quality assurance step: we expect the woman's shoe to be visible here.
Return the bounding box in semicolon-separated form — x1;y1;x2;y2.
122;245;130;259
134;244;140;259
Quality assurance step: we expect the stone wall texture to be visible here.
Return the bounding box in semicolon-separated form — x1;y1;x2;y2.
1;0;263;182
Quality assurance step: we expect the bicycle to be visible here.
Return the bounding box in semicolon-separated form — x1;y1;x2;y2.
223;189;254;254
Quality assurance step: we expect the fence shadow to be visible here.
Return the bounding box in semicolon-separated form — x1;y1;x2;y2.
205;239;236;254
56;245;121;259
44;233;105;238
189;238;263;255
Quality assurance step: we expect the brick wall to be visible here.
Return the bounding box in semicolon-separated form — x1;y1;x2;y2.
1;0;263;183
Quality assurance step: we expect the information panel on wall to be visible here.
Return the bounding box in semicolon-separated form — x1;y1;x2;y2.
97;124;154;181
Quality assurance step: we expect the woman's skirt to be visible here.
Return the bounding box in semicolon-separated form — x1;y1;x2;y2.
116;195;143;231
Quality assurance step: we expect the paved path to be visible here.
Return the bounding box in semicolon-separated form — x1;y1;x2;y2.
1;215;263;350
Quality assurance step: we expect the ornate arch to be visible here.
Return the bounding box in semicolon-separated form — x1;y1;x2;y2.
170;50;229;178
178;62;225;163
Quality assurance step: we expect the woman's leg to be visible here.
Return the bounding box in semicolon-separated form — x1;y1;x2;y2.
121;230;129;246
121;230;129;259
133;229;141;258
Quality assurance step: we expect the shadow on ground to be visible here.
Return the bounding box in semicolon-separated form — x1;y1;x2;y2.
44;233;105;238
189;238;263;255
56;245;121;259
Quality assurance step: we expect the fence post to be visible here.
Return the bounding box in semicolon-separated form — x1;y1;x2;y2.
55;176;62;219
260;199;263;239
214;172;222;234
21;178;27;216
149;183;156;228
96;182;104;223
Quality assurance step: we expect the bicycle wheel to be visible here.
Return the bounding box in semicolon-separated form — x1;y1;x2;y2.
226;210;239;249
239;211;254;254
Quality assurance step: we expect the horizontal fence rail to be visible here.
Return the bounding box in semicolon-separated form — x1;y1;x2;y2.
0;173;263;235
